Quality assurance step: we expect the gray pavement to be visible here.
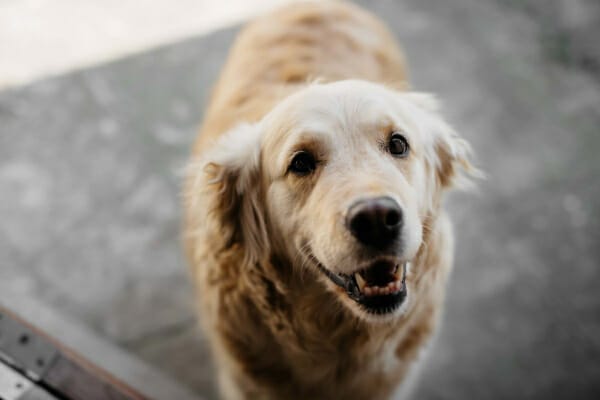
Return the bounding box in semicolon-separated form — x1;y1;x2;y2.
1;0;599;399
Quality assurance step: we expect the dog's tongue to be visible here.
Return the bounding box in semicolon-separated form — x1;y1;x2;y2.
360;261;396;287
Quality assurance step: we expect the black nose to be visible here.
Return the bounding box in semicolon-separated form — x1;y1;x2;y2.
346;196;403;248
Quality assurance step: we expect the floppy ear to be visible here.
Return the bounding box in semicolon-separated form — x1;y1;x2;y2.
432;118;480;189
403;92;482;190
190;122;269;265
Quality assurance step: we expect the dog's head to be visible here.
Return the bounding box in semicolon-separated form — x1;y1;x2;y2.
194;80;478;321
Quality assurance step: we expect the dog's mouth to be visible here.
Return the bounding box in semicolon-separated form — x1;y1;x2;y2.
309;254;408;315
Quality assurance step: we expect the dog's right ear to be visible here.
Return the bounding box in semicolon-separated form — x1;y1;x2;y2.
188;122;269;265
401;92;483;190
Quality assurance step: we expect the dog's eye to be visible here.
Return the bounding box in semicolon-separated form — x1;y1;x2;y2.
289;151;316;176
388;132;409;157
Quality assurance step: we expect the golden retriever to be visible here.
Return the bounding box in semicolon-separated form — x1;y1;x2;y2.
184;2;478;399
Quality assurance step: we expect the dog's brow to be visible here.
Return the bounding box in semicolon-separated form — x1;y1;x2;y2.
349;117;398;145
288;137;328;160
271;134;325;175
377;118;396;133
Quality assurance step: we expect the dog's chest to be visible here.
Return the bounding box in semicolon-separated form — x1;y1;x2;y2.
278;322;410;397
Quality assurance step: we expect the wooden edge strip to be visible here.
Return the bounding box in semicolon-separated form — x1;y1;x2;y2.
0;306;148;400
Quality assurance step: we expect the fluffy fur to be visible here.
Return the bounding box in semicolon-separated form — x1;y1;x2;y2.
184;2;478;399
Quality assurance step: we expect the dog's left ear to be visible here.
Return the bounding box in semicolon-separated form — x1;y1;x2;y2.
403;92;482;190
189;122;269;265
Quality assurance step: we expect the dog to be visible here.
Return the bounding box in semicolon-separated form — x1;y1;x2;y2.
184;2;478;399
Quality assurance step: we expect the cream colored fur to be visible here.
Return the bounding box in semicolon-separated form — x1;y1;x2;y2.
184;2;478;399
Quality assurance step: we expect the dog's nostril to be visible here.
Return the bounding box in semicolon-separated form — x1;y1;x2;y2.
346;196;403;248
384;209;401;228
350;213;372;235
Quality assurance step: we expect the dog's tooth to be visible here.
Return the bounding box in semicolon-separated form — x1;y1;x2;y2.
364;287;372;296
355;273;367;292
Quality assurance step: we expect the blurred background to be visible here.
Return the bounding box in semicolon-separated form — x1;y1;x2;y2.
1;0;599;399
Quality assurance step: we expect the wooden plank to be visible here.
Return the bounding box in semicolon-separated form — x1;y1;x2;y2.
18;384;59;400
0;361;34;400
43;355;133;400
0;307;147;400
0;295;202;400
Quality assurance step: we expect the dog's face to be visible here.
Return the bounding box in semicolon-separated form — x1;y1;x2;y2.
198;80;474;321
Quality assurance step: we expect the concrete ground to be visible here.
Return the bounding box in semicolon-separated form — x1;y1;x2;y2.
1;0;599;399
